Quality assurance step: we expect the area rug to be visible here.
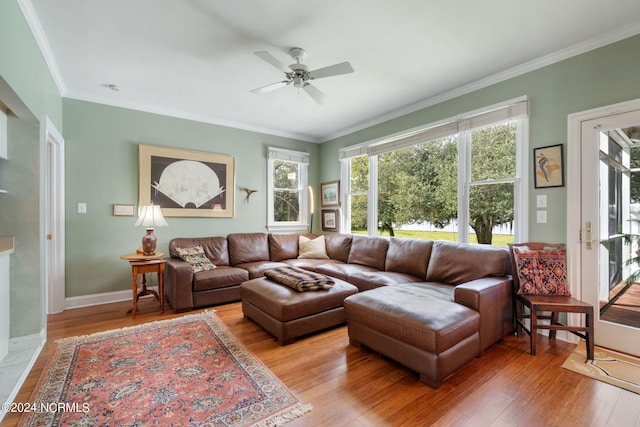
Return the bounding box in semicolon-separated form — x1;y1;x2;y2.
20;311;311;426
562;340;640;395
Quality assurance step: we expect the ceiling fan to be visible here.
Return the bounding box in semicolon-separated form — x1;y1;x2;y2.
250;48;354;105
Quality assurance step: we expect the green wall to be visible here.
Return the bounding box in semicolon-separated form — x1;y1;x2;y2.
62;99;319;298
5;0;640;313
319;34;640;243
0;0;62;337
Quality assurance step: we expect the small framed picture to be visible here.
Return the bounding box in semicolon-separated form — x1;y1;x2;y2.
322;209;339;231
113;204;135;216
321;180;340;207
534;144;564;188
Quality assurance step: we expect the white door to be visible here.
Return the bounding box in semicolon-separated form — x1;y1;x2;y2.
577;104;640;356
43;117;65;314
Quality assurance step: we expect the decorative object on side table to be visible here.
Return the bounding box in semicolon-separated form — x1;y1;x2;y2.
134;204;168;256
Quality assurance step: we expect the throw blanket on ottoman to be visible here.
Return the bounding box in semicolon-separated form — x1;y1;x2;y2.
264;266;335;292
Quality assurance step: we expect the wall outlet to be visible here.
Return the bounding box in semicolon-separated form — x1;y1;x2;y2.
77;202;87;214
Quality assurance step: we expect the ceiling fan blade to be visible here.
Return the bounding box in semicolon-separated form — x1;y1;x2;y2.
250;81;289;94
309;61;354;80
254;51;292;73
303;84;328;105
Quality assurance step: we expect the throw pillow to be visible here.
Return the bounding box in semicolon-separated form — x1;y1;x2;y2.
513;246;571;296
298;235;329;259
176;246;216;273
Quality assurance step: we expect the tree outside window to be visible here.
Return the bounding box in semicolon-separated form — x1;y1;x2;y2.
347;120;520;245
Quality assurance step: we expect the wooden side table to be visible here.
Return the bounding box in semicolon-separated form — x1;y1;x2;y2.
120;253;166;318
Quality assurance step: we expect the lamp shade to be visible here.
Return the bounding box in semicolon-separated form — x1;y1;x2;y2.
134;205;168;228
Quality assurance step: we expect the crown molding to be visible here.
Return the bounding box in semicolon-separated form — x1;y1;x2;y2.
18;0;66;96
18;0;640;144
63;89;323;143
321;21;640;142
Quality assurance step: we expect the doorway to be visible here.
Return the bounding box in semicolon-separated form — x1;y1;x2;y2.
43;117;65;314
568;98;640;356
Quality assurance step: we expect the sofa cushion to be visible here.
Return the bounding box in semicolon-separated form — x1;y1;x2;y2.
347;235;389;270
175;245;216;273
343;283;479;354
298;235;329;259
192;266;249;292
269;233;300;261
324;234;353;263
385;238;433;278
283;258;343;271
426;241;509;285
169;236;230;266
228;233;270;265
347;271;424;291
236;261;290;279
315;262;379;282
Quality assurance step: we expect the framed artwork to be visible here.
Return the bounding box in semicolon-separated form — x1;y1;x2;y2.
322;209;339;231
139;144;235;217
534;144;564;188
321;180;340;207
113;204;135;216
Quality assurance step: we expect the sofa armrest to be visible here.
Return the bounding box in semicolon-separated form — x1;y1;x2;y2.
454;277;513;351
164;258;195;312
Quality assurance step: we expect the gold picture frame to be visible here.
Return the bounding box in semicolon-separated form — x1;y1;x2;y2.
138;144;235;217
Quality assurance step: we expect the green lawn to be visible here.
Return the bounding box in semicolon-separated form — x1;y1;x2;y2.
351;229;514;246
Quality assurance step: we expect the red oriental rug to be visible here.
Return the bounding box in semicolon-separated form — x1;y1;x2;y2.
20;311;311;426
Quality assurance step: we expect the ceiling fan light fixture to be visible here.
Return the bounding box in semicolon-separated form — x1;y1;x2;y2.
251;47;354;105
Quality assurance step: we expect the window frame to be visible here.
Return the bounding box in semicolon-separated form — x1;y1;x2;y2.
340;97;529;243
267;147;310;232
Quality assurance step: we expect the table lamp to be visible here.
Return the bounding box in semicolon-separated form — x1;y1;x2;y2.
134;205;168;255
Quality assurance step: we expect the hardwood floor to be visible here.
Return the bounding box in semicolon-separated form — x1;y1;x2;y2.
3;298;640;426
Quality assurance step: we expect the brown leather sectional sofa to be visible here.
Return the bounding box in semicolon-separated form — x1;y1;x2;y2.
165;232;514;387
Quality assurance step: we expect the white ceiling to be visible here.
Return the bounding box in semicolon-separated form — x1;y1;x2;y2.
22;0;640;142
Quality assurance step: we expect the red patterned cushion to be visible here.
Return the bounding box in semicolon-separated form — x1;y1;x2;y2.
513;247;571;296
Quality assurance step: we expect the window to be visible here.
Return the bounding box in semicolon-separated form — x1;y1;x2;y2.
340;98;528;245
267;147;309;232
344;155;369;234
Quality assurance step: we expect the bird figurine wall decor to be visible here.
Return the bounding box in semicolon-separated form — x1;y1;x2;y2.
241;187;258;203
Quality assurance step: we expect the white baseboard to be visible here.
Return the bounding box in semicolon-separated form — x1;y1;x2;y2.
65;290;131;310
9;330;45;352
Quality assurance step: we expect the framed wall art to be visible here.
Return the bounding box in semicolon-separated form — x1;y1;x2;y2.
321;209;339;231
533;144;564;188
138;144;235;217
320;180;340;207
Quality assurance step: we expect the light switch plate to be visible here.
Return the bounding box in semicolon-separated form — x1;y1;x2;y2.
536;210;547;224
77;202;87;214
536;194;547;208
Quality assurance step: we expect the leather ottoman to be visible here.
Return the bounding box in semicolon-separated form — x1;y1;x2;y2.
343;283;481;388
240;276;358;345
